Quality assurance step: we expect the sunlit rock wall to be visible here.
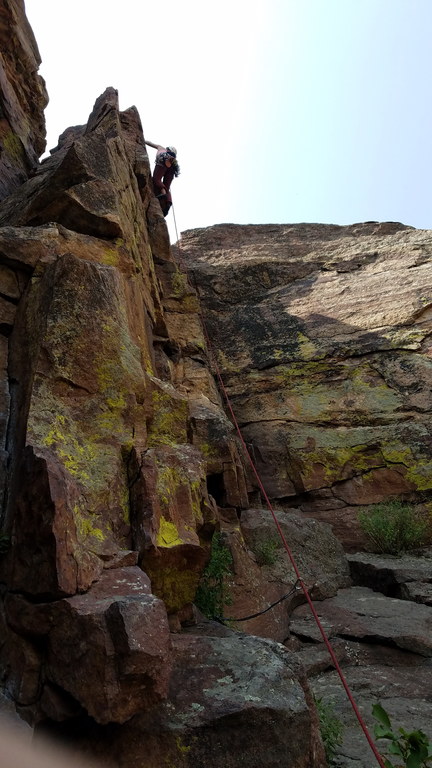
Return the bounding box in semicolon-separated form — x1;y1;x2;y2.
180;222;432;549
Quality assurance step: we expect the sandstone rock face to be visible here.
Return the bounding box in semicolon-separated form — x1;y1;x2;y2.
0;85;257;731
180;223;432;548
0;0;47;198
3;6;432;766
0;34;324;763
0;89;248;610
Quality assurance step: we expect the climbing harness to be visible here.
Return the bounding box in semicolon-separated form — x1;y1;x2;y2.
155;150;180;176
169;204;387;768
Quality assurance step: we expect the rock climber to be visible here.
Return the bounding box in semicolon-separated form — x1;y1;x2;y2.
145;141;180;217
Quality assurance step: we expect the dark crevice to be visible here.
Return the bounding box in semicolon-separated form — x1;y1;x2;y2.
0;251;34;275
0;291;19;305
290;633;323;645
230;415;417;430
206;472;226;507
53;376;93;395
336;633;405;651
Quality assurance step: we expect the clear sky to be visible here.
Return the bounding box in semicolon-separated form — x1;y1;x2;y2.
25;0;432;242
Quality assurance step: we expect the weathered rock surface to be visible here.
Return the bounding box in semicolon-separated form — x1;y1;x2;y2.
290;586;432;656
40;630;325;768
0;0;47;198
288;585;432;767
180;223;432;545
2;567;171;724
311;653;432;768
0;7;327;761
0;88;249;613
46;568;171;724
348;549;432;604
219;507;350;642
3;5;432;767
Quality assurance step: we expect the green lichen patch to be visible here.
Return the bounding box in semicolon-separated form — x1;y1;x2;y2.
73;504;105;543
237;359;402;427
216;349;242;375
384;326;427;349
154;457;205;532
100;247;119;267
157;516;183;548
199;442;219;460
144;554;205;613
382;442;432;491
2;130;25;162
283;424;385;489
171;268;190;298
180;294;200;313
148;389;188;447
296;331;317;360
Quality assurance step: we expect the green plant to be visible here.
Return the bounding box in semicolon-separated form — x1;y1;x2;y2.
0;534;10;554
195;532;233;619
253;537;279;566
372;702;432;768
358;501;431;555
315;696;343;765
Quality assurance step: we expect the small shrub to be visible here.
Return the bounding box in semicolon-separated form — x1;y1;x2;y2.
195;532;233;619
372;701;432;767
0;534;10;555
253;537;279;566
358;501;431;555
315;696;344;765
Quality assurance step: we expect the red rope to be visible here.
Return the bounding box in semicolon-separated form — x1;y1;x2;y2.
169;210;386;768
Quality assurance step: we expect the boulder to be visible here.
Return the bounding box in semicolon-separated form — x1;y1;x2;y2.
290;586;432;767
43;568;172;724
240;508;351;600
216;507;350;643
348;549;432;604
46;630;325;768
290;586;432;656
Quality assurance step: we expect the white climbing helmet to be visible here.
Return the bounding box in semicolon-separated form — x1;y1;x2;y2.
166;146;177;157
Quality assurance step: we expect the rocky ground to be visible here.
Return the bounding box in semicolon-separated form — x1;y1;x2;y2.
293;551;432;766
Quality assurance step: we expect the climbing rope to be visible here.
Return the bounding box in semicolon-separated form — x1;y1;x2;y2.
168;204;387;768
215;580;302;624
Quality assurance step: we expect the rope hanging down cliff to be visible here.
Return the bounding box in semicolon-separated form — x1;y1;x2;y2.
170;211;387;768
215;580;303;624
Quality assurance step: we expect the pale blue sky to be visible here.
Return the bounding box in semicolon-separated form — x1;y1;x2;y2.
26;0;432;241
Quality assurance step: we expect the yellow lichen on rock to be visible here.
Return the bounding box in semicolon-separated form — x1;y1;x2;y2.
157;517;183;548
73;505;105;542
148;389;188;447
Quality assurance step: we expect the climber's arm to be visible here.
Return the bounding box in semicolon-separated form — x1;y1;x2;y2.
145;140;164;151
